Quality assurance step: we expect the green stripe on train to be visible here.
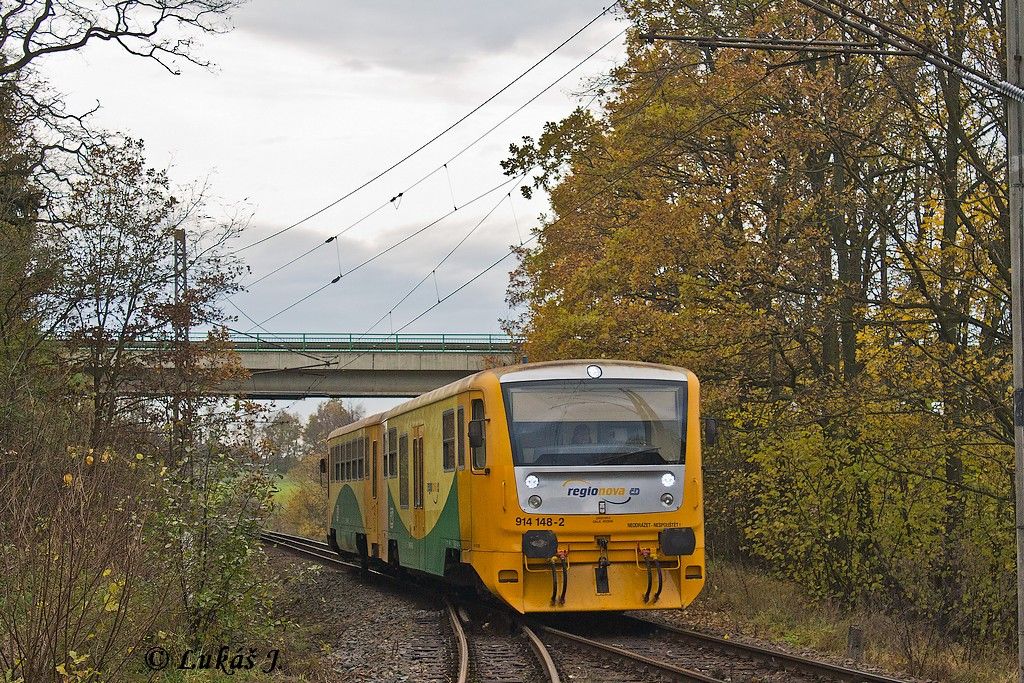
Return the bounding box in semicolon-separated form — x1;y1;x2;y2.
332;482;462;576
332;485;365;552
386;484;461;576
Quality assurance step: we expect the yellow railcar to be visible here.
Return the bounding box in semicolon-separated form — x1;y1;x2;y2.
322;359;705;613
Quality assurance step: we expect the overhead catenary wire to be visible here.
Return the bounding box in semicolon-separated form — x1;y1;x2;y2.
249;175;520;329
240;27;627;292
357;182;525;339
229;2;621;255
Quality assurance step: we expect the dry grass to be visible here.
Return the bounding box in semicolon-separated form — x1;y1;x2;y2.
688;562;1013;683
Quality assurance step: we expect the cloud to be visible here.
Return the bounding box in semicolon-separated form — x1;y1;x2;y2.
235;0;619;74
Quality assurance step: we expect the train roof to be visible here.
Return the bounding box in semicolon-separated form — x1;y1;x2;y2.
325;359;692;441
327;411;385;442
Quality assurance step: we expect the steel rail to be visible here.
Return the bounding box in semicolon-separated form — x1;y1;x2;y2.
445;600;470;683
625;615;908;683
259;530;374;575
535;624;725;683
520;624;561;683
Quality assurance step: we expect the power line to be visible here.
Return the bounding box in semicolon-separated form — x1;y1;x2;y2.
240;27;627;292
229;2;620;255
640;33;917;57
791;0;1024;101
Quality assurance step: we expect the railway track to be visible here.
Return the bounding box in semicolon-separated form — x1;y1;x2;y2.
532;615;909;683
261;530;909;683
260;532;557;679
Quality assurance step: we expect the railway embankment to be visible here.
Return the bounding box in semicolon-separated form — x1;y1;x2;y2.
265;547;456;681
260;534;958;683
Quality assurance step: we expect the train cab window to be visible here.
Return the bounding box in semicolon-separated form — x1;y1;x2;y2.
412;435;423;508
442;410;455;471
399;434;410;508
457;407;465;470
471;398;486;469
387;428;398;478
372;440;379;498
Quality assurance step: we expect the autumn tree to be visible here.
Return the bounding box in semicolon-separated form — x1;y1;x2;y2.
504;0;1014;650
261;410;303;473
0;1;284;678
302;398;364;458
0;0;243;76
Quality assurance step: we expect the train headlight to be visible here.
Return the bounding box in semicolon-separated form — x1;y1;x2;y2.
586;364;603;378
660;492;674;507
525;474;539;489
661;472;675;487
528;495;543;509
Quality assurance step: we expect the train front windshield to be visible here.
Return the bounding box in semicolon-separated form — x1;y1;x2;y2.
503;379;687;467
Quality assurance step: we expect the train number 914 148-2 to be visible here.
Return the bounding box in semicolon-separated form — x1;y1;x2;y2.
515;516;565;527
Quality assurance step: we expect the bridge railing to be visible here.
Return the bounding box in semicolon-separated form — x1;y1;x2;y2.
131;332;518;354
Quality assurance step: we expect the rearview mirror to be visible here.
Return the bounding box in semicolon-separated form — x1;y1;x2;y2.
467;419;485;449
319;457;327;474
704;418;719;447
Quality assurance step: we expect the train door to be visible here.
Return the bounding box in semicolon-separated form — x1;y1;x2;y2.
456;398;471;551
369;434;381;559
326;442;333;542
412;424;426;570
466;392;491;552
381;425;395;565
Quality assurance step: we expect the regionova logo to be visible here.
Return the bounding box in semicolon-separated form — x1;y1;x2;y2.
562;479;639;503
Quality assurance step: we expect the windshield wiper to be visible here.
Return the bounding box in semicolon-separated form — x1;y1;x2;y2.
591;447;661;466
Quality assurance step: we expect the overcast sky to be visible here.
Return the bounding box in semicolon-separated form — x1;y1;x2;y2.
41;1;626;416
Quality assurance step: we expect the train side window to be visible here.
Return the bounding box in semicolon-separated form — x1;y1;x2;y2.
417;436;425;508
334;445;341;482
457;407;465;470
470;399;486;469
372;440;379;498
348;440;355;481
412;436;423;508
399;434;409;508
328;445;334;482
387;428;398;478
442;410;455;471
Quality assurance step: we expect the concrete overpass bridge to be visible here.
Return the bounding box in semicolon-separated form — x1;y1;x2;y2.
205;332;520;399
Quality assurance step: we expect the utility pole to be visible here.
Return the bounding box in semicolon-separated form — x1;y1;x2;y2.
1006;0;1024;676
172;228;189;474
